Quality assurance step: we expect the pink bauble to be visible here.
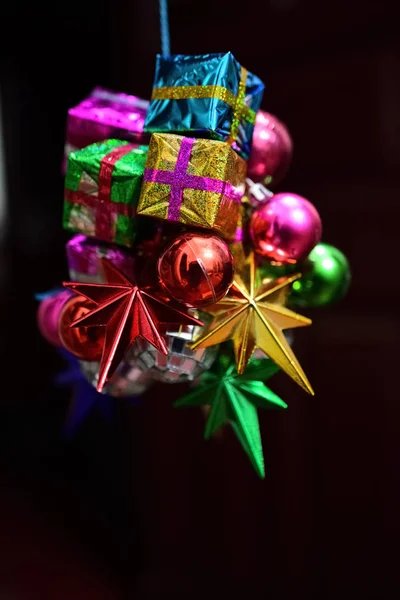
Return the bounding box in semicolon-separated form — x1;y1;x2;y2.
248;111;293;186
250;193;322;264
37;291;71;346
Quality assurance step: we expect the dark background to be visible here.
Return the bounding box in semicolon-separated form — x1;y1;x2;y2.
0;0;399;598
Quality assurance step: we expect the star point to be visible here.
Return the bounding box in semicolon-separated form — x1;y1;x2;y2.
176;357;286;478
63;259;202;392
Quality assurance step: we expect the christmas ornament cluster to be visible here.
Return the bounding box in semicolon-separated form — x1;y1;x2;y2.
38;52;351;476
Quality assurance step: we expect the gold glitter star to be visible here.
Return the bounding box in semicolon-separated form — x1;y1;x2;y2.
191;251;314;395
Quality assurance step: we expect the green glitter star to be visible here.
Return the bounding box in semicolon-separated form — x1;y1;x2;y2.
175;355;286;478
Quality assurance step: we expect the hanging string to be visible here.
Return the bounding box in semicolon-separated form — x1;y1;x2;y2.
159;0;171;56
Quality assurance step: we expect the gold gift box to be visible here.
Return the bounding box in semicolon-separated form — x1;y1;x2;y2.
137;133;246;240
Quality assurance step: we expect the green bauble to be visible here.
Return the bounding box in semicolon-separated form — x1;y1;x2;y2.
290;243;351;308
258;260;297;283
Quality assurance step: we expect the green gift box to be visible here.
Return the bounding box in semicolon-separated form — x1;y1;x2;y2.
63;140;148;248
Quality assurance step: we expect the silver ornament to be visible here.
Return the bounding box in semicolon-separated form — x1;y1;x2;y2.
80;359;153;398
246;177;274;206
126;321;218;383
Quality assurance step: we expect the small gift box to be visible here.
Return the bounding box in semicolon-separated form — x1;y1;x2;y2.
144;52;264;158
66;235;135;283
64;87;149;170
137;133;246;240
64;140;148;248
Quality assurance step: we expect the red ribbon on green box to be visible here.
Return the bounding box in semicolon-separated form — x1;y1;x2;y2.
64;140;148;248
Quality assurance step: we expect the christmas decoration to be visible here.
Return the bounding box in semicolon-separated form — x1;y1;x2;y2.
191;251;314;394
64;87;149;169
246;177;274;207
290;243;351;308
157;233;234;307
58;294;104;361
144;52;264;157
37;290;71;347
66;234;136;283
64;140;148;247
80;359;153;397
128;323;218;383
176;356;285;477
37;13;350;476
247;111;293;186
63;259;203;392
137;133;246;238
250;192;322;264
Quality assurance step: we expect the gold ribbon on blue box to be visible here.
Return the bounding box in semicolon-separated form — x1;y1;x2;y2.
144;52;264;159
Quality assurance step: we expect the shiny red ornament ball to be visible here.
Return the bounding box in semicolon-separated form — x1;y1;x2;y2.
157;233;234;308
37;291;71;346
250;193;322;264
58;295;104;361
248;111;293;186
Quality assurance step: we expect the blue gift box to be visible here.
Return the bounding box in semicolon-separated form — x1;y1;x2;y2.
144;52;264;159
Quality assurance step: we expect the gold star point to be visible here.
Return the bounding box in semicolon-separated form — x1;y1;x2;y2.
191;252;314;395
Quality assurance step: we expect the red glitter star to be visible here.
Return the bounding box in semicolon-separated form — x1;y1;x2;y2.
63;259;203;392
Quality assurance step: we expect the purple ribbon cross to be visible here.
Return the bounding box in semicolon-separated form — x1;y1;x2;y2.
144;137;241;221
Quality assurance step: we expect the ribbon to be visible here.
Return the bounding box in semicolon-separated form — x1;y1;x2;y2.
151;66;255;140
144;137;242;222
65;144;136;241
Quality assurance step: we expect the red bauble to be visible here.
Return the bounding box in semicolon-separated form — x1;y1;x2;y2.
250;193;322;264
248;111;293;186
157;233;234;307
58;295;104;361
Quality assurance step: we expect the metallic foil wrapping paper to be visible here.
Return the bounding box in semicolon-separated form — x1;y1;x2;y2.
63;140;148;248
64;87;149;170
66;235;135;283
137;133;246;239
144;52;264;158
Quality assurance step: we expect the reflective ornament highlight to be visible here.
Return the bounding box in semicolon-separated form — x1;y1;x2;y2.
158;233;234;307
192;251;314;394
128;321;218;383
63;259;203;391
250;193;322;264
37;291;71;346
80;360;152;398
247;111;293;186
290;243;351;308
58;295;104;361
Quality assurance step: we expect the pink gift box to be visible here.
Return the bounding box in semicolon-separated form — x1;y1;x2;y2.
66;234;135;283
63;87;149;171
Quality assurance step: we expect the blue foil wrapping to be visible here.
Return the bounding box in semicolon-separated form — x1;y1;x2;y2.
144;52;264;158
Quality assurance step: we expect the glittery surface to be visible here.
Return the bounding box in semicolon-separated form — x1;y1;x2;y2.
66;87;149;154
66;235;135;282
64;140;148;247
144;53;264;158
137;133;246;239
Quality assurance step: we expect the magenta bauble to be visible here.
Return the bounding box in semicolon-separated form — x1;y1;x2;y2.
250;193;322;264
37;291;71;346
248;111;293;186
